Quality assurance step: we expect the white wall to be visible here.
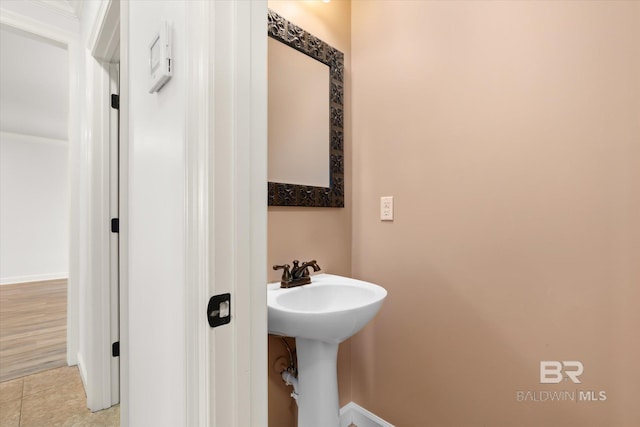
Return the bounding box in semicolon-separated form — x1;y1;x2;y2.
0;27;69;140
0;5;71;286
0;132;69;284
76;0;99;409
127;1;186;425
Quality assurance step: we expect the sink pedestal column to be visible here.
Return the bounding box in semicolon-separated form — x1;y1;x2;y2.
296;338;340;427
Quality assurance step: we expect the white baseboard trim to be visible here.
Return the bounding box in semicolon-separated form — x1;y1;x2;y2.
0;273;68;285
340;402;395;427
77;352;88;391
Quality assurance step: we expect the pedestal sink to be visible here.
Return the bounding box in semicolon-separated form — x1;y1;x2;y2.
268;273;387;427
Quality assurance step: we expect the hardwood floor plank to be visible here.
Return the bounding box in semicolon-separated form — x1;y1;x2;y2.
0;279;67;382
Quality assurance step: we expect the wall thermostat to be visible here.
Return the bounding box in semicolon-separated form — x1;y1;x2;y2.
148;21;172;93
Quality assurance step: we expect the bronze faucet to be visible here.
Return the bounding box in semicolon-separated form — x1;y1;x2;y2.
273;260;321;288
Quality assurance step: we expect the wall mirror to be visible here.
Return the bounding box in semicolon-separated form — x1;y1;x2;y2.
267;9;344;207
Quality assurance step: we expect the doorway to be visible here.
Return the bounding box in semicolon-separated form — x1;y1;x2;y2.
0;25;70;382
0;0;122;420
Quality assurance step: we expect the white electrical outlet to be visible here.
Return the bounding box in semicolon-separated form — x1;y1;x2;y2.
380;196;394;221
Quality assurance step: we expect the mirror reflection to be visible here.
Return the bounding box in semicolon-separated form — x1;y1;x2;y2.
268;38;330;188
267;9;345;208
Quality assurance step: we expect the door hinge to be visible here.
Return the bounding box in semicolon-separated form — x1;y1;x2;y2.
111;94;119;110
112;341;120;357
111;218;119;233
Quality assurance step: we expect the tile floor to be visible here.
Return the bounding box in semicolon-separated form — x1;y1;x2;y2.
0;366;119;427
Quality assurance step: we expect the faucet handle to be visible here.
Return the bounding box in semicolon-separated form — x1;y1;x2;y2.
295;260;321;278
273;264;292;282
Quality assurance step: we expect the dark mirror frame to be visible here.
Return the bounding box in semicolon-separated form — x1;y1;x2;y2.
267;9;345;208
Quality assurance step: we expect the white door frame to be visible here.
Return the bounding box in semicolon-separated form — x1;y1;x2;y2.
184;1;268;425
0;1;81;368
85;0;121;412
184;1;211;424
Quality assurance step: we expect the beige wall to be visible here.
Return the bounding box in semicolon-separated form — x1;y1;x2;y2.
351;1;640;426
267;1;352;426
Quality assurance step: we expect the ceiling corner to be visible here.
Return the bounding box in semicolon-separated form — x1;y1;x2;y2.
31;0;80;20
67;0;83;19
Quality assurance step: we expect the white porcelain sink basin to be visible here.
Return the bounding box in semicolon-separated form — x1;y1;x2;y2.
268;273;387;427
267;273;387;343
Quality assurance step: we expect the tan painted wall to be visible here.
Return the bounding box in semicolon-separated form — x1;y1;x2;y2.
267;1;352;426
351;1;640;426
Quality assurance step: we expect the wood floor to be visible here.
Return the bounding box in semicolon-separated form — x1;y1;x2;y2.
0;280;67;383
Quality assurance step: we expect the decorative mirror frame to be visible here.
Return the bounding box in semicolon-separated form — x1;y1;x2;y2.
267;9;345;207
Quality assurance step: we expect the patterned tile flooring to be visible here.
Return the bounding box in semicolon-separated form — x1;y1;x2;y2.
0;366;119;427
